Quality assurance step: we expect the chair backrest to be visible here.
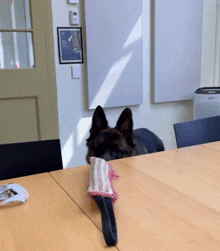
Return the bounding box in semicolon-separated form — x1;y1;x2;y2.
173;115;220;148
0;139;63;180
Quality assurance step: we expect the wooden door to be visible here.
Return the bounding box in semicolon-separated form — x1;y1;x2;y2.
0;0;58;144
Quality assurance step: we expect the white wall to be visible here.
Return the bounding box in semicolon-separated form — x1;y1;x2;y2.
51;0;216;168
201;0;218;87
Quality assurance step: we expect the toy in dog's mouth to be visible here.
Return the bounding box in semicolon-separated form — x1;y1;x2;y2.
87;157;119;203
87;157;119;246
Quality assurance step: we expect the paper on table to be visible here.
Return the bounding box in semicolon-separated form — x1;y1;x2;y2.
0;184;29;206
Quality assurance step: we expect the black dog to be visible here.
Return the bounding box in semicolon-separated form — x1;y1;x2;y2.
86;106;164;163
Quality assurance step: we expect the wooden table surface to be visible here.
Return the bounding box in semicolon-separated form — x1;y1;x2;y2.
1;142;220;250
50;142;220;251
0;173;117;251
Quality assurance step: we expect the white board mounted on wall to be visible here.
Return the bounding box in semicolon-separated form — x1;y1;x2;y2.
154;0;204;103
84;0;143;109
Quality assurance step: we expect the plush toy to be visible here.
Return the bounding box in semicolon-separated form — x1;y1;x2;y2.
87;157;119;246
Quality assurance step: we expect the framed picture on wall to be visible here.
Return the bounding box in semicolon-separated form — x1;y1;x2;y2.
57;27;83;64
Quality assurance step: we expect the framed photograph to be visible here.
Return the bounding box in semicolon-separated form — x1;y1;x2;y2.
57;27;83;64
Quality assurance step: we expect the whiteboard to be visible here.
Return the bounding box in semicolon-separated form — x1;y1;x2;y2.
154;0;204;103
84;0;143;109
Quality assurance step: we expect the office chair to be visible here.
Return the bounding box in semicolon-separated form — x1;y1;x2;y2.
0;139;63;180
173;115;220;148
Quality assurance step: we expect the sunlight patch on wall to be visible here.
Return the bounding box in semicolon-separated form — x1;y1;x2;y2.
90;52;133;108
123;14;142;50
77;117;92;146
62;133;74;169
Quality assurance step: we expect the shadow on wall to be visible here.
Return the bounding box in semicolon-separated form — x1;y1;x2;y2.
87;3;143;109
90;14;142;108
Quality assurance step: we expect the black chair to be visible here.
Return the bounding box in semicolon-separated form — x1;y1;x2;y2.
173;115;220;148
0;139;63;180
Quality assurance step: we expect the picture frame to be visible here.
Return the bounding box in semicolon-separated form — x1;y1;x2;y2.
57;27;83;64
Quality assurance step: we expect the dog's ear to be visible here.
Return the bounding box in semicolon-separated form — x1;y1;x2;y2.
116;108;134;138
90;105;108;134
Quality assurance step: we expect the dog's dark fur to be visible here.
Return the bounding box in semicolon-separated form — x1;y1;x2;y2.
86;106;164;163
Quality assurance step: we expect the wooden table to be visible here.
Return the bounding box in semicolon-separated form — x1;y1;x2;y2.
1;142;220;250
0;173;117;251
50;142;220;251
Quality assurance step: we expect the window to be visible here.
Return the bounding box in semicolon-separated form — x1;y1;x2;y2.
0;0;34;69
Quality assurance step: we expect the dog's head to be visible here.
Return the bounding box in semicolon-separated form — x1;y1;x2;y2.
86;106;135;163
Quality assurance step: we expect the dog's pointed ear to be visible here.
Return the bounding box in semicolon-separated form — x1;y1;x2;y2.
116;108;134;138
90;105;108;134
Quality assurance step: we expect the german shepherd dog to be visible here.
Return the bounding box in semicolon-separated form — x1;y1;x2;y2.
86;106;164;164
